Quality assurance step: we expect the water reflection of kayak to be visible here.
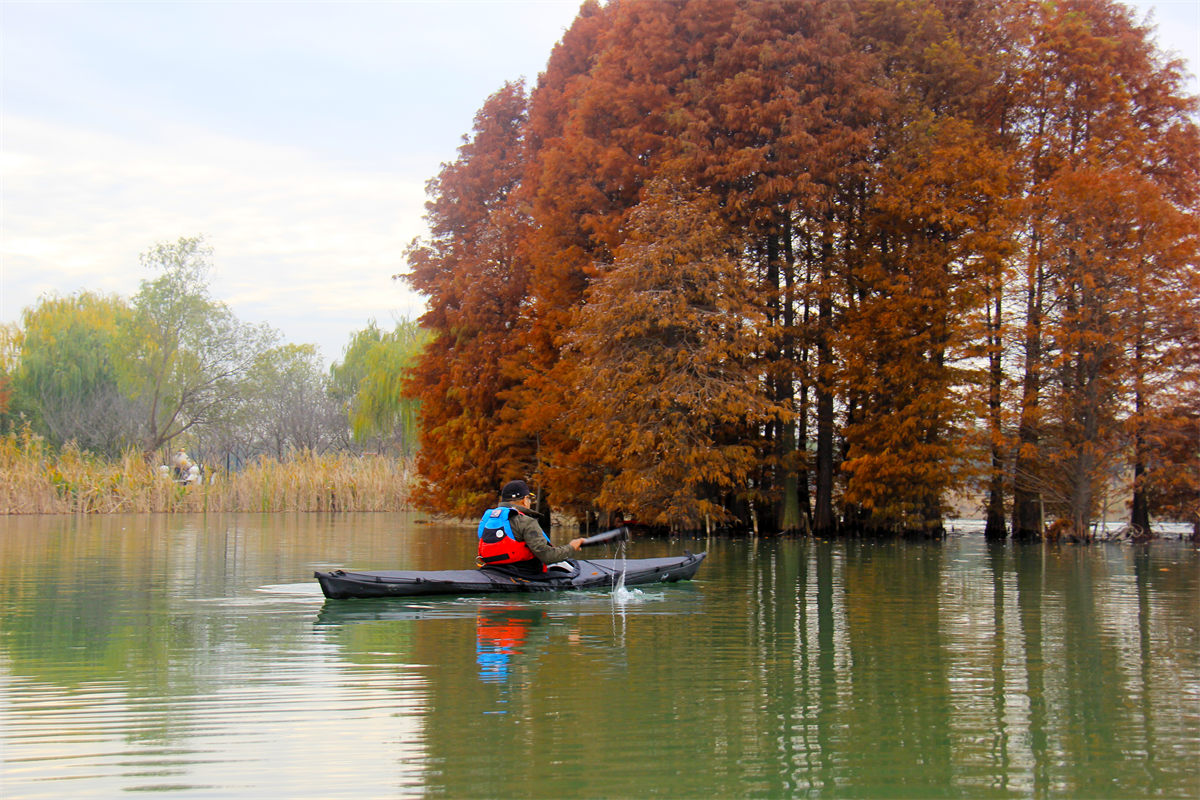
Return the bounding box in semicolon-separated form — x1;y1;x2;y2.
314;552;706;600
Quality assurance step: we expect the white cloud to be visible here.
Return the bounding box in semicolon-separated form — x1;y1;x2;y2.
1;0;1193;365
1;0;583;361
1;113;429;359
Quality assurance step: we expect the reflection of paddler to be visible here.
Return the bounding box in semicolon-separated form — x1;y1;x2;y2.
475;605;546;683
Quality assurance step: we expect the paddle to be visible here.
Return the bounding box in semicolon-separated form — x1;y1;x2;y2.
579;526;630;547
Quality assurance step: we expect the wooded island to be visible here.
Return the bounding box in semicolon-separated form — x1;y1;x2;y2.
403;0;1199;540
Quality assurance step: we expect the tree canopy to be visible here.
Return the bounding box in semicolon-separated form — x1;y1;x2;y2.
11;291;136;454
123;237;279;454
403;0;1199;539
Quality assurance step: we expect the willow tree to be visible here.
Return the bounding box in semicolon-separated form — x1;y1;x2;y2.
0;326;10;425
11;291;138;455
567;178;784;530
0;324;15;426
337;321;429;457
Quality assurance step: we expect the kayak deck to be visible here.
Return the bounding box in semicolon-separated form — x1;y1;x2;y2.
314;552;705;599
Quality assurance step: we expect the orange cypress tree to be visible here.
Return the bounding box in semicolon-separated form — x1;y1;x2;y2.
402;82;532;516
661;0;884;533
1118;22;1200;537
837;118;1014;534
398;0;1198;538
1130;233;1200;537
566;177;785;530
1009;0;1200;539
506;0;700;517
697;0;831;533
835;0;1017;535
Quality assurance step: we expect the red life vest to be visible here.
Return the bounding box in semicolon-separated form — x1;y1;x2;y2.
476;506;547;570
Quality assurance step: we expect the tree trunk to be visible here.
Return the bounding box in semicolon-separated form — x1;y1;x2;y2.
777;221;808;535
1130;300;1151;535
985;285;1007;540
813;227;836;536
1012;240;1044;542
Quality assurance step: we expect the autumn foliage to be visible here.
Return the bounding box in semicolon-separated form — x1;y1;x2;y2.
403;0;1199;539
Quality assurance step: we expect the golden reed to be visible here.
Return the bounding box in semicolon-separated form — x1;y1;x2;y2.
1;430;416;514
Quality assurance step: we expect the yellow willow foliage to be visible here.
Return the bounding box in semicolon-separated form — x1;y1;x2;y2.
0;431;417;514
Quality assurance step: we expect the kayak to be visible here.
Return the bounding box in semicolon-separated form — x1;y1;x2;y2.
314;551;706;599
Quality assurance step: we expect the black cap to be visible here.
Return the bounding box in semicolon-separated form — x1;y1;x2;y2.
500;480;531;501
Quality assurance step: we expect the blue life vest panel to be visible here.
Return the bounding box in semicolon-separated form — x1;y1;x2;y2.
477;506;549;567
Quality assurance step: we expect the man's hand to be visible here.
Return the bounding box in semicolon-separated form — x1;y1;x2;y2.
569;538;586;551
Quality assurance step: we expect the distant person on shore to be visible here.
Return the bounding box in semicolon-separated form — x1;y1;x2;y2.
167;449;205;485
477;480;585;573
172;449;193;481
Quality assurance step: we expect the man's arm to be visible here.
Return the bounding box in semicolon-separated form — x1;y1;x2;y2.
513;514;581;564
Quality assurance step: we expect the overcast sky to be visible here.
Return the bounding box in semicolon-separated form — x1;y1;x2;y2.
2;1;1197;364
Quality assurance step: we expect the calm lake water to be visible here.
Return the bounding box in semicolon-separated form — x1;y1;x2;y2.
1;513;1196;799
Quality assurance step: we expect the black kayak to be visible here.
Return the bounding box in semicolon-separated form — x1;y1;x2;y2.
314;551;706;600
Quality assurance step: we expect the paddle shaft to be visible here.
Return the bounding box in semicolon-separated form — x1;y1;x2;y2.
579;526;630;548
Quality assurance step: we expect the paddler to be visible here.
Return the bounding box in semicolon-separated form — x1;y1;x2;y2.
477;480;585;573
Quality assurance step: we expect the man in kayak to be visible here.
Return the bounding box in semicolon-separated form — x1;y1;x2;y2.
477;480;586;573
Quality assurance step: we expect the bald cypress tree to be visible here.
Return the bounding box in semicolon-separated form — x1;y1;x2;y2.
402;82;532;517
567;177;784;529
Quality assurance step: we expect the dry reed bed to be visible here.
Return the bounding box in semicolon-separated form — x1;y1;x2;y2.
1;432;415;514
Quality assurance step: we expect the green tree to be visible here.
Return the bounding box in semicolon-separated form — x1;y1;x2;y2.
121;237;276;455
331;320;429;457
329;321;384;408
236;343;344;459
10;292;138;455
0;323;16;427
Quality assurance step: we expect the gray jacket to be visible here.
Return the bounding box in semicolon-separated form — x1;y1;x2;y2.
499;501;576;564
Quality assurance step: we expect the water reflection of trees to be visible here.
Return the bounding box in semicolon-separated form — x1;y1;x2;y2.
368;537;1199;797
0;513;452;689
3;521;1196;797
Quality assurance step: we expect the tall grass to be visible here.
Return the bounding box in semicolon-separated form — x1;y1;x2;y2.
1;429;417;514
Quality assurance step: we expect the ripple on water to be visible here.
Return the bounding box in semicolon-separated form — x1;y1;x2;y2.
2;516;1196;799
